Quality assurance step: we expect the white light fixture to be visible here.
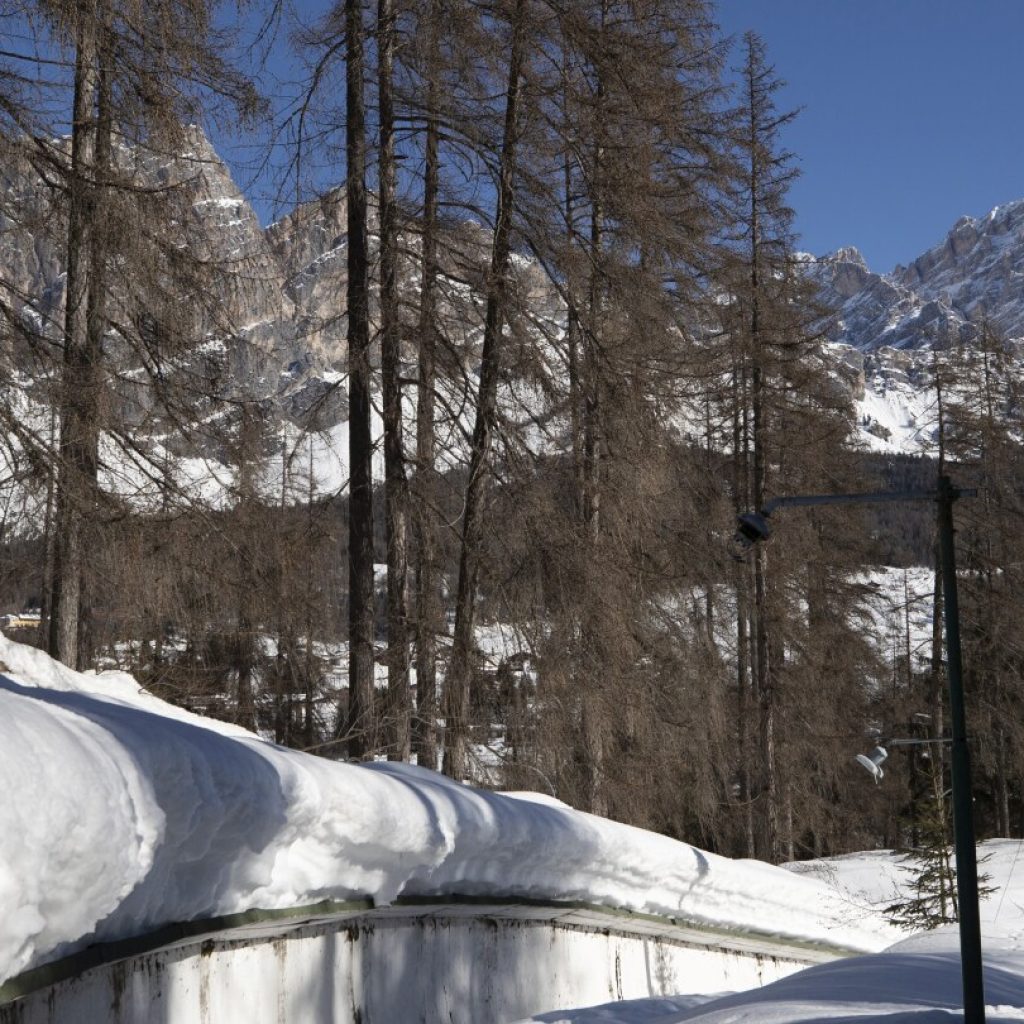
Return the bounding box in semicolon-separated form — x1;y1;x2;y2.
855;745;888;783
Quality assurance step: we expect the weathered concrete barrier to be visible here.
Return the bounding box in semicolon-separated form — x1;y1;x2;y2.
0;898;852;1023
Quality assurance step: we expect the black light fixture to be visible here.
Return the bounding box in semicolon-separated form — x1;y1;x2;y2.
734;511;772;548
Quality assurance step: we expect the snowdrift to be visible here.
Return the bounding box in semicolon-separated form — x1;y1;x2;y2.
0;637;895;985
515;935;1024;1022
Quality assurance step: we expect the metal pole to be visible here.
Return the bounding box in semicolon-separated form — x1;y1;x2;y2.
739;477;985;1019
937;474;986;1024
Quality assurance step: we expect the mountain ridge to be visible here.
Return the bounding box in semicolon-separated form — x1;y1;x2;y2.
818;195;1024;353
3;130;1022;469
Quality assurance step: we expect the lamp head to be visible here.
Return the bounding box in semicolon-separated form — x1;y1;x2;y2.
855;745;888;784
735;511;772;549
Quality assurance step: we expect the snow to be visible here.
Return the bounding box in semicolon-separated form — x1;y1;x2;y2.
858;566;936;673
565;935;1024;1023
515;995;721;1023
786;840;1024;944
9;629;1023;1023
854;375;937;454
519;844;1024;1023
193;197;244;210
0;636;894;988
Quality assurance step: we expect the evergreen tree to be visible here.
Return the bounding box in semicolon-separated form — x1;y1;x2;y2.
886;759;958;931
887;752;996;930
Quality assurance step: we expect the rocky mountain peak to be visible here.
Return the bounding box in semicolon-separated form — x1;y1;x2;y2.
821;247;873;299
831;245;867;269
885;197;1024;341
816;192;1024;356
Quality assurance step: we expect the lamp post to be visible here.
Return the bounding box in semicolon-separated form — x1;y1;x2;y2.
855;738;953;790
736;474;984;1024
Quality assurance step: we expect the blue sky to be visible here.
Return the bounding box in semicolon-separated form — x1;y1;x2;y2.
716;0;1024;271
223;1;1024;274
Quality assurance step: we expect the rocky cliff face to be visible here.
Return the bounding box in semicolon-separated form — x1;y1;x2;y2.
812;247;970;353
0;148;67;345
816;198;1024;353
893;199;1024;340
0;128;332;419
0;128;507;488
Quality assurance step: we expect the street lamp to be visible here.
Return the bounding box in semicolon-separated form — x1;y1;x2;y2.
854;737;951;783
736;474;985;1024
855;744;888;783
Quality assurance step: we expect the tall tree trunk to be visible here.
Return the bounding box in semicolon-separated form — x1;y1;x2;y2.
39;402;57;643
736;579;755;857
581;7;605;544
275;429;291;745
378;0;411;761
573;0;608;817
342;0;376;760
751;305;778;859
305;435;317;748
746;45;779;859
561;53;583;505
236;589;256;729
235;409;259;732
76;30;112;670
733;368;755;858
412;0;442;771
442;0;528;779
752;531;777;860
50;3;105;670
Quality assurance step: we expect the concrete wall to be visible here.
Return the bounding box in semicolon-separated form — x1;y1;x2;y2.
0;903;838;1024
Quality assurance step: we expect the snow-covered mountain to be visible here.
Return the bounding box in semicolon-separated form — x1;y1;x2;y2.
895;199;1024;339
5;129;1024;474
0;129;504;508
817;198;1024;354
808;199;1024;455
260;184;1024;460
813;246;970;354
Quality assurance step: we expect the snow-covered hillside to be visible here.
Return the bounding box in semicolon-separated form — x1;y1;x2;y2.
0;636;895;988
805;198;1024;456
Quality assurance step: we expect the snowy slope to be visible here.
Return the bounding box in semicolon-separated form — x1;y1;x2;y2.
0;637;896;987
518;843;1024;1023
516;937;1024;1022
787;840;1024;944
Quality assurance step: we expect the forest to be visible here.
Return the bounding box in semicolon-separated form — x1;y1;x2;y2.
0;0;1022;869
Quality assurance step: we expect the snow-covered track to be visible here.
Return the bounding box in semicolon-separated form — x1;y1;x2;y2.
0;896;848;1024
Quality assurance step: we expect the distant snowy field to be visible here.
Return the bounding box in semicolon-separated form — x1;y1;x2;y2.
0;636;893;990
